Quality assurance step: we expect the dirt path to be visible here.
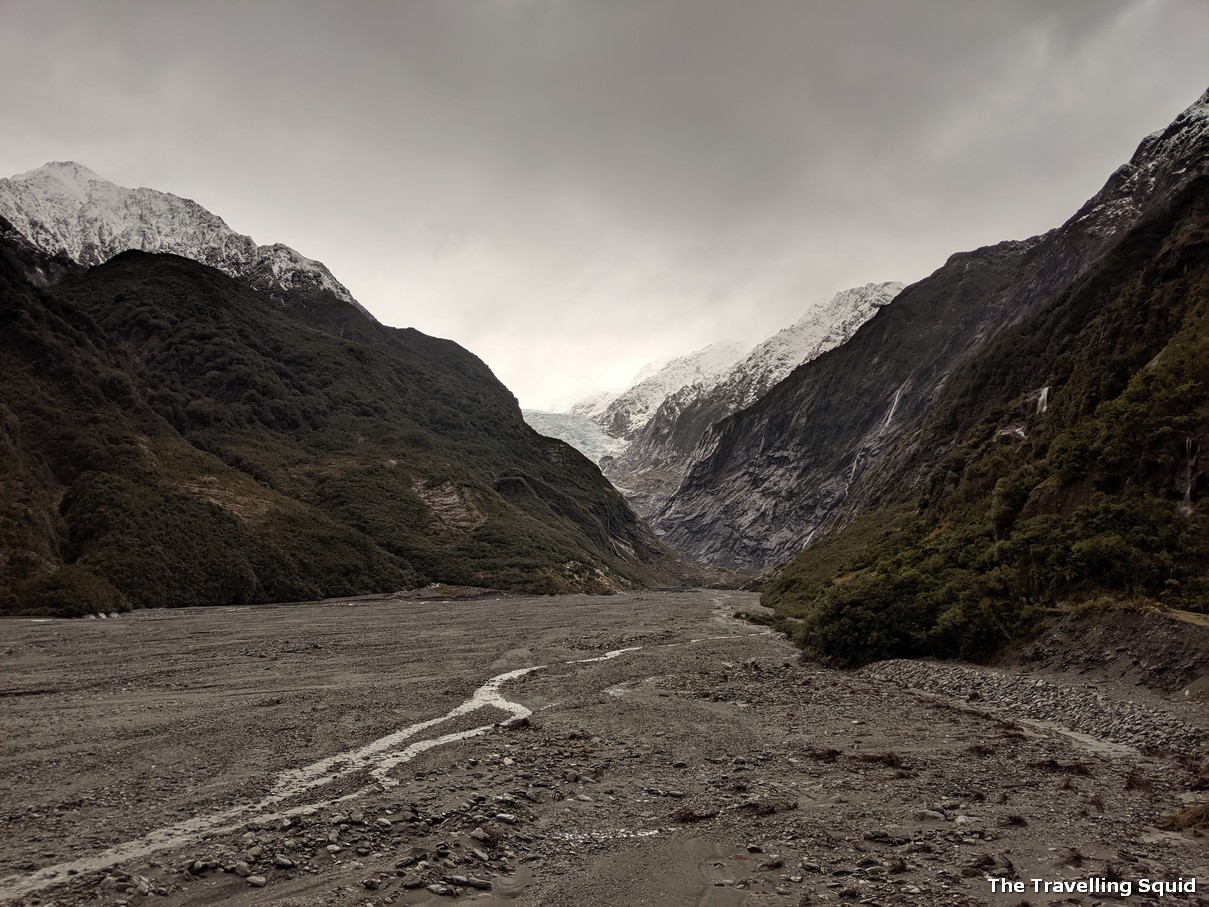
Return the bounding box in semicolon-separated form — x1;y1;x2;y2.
1;592;1206;906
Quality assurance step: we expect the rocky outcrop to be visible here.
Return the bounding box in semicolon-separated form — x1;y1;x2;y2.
656;87;1209;568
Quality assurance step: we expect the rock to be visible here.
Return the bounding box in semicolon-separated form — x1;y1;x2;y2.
466;877;493;890
375;817;393;829
246;875;267;888
232;861;252;878
912;809;946;821
273;855;294;869
863;830;909;845
495;813;518;824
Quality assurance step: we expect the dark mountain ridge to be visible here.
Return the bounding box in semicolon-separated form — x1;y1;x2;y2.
763;172;1209;664
0;223;687;616
656;88;1209;570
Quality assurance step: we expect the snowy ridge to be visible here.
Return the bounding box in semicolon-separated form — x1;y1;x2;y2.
0;162;372;318
563;388;623;422
1066;88;1209;239
721;282;903;408
580;340;750;440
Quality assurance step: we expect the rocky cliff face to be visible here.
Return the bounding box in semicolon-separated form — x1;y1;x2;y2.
602;282;902;517
657;87;1209;568
0;162;372;317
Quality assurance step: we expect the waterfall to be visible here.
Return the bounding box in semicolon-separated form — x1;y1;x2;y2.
882;383;905;427
1036;385;1050;414
1178;436;1197;516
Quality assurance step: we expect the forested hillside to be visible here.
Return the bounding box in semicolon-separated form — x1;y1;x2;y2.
0;222;686;616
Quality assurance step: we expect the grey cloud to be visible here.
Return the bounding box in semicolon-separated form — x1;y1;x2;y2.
2;0;1207;406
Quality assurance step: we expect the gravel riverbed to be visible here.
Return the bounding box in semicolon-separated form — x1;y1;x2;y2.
1;591;1206;907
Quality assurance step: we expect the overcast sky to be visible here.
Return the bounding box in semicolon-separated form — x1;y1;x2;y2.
3;1;1207;408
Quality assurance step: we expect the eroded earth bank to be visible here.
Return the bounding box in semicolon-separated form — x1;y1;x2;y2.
1;592;1206;907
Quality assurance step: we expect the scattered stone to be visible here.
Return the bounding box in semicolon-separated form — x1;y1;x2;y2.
863;830;909;845
912;808;946;821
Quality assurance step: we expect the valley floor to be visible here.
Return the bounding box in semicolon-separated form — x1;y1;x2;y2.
1;592;1206;906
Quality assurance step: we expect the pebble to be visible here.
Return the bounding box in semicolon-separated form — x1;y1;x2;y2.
860;660;1206;756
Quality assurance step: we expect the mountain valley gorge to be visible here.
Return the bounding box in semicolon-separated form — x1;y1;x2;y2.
2;81;1209;907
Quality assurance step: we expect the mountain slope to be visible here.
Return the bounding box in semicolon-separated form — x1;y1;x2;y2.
0;222;686;615
602;282;901;516
658;87;1209;568
763;173;1209;665
0;162;371;316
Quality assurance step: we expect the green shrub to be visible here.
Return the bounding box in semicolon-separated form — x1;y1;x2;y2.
16;566;130;617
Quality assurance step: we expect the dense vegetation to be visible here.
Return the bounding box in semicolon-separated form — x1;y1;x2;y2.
0;226;684;616
763;178;1209;665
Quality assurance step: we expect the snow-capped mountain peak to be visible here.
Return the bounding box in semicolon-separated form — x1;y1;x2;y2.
727;281;904;407
0;162;372;318
24;160;103;203
575;340;750;439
